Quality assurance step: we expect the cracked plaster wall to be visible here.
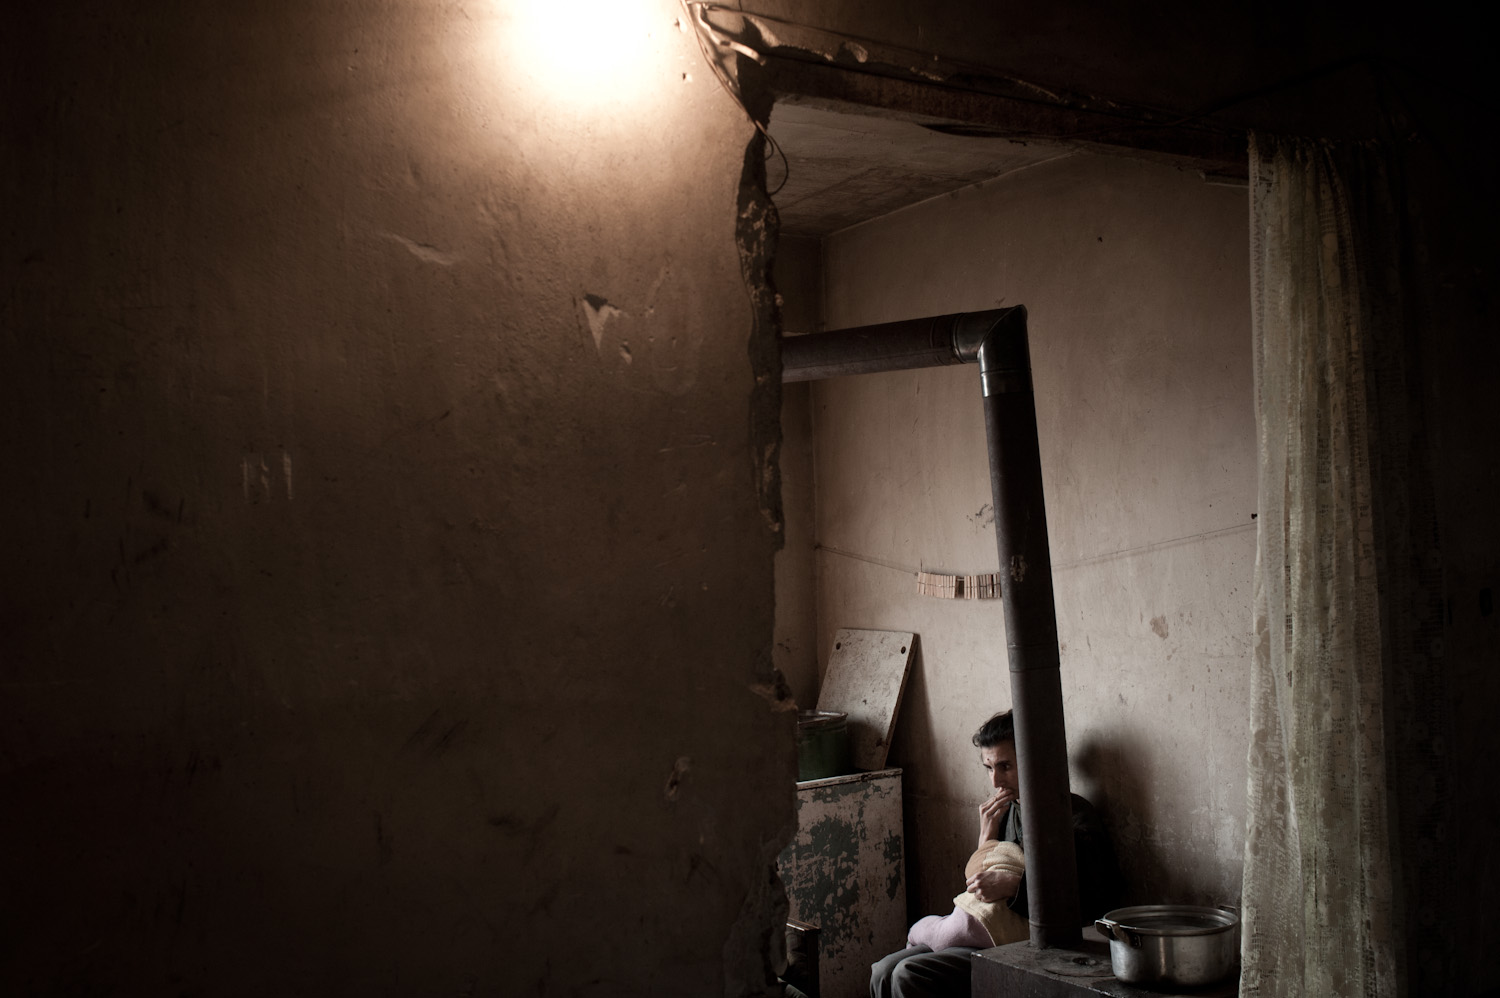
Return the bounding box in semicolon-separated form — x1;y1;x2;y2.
1;1;795;994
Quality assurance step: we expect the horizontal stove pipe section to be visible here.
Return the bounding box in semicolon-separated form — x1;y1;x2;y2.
780;305;1082;948
782;311;987;381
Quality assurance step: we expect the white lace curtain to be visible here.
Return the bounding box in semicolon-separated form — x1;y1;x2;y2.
1242;134;1449;997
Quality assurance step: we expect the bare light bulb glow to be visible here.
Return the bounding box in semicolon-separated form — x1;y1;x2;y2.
509;0;659;106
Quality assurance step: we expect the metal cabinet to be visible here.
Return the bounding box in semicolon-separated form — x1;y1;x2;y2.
778;768;906;998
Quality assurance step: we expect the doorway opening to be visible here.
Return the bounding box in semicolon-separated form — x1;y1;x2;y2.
764;90;1259;959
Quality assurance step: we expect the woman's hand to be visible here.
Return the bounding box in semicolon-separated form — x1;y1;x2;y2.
977;788;1015;847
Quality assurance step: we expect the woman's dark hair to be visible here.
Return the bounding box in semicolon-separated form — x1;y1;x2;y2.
972;710;1015;748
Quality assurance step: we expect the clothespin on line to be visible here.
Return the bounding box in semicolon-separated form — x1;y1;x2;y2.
915;571;1001;600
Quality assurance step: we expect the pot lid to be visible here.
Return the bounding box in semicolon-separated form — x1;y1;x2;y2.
1100;905;1239;935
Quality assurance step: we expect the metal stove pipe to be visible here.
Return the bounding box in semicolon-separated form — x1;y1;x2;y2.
780;306;1081;947
782;312;983;382
971;307;1080;948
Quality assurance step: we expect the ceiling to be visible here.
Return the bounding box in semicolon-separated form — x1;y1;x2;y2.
766;99;1073;239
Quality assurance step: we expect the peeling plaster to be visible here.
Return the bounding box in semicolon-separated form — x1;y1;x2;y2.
383;232;461;266
242;451;293;503
645;263;671;313
663;756;691;801
733;126;784;545
580;267;672;367
778;773;905;997
580;293;623;353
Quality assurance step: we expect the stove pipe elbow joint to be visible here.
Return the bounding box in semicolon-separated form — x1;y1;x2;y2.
950;306;1031;398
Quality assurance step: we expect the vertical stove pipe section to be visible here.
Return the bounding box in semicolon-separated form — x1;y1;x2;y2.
781;306;1080;948
960;307;1081;948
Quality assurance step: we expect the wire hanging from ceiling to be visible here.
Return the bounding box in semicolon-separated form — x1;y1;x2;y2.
679;0;790;196
681;2;1251;150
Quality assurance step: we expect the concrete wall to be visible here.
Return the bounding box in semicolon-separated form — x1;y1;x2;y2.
1;2;794;994
806;152;1256;920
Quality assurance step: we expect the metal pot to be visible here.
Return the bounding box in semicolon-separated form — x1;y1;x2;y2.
1094;904;1240;989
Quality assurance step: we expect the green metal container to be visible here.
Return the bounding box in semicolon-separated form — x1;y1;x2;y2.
797;710;852;782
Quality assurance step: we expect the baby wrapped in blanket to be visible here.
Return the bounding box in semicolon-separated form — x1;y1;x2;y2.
904;839;1030;949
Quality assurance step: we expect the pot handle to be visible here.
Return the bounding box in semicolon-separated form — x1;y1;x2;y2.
1094;917;1142;948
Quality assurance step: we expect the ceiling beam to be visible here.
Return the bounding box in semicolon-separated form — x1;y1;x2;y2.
755;54;1249;180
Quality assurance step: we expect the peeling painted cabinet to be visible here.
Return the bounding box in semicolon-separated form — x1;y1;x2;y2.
778;768;906;998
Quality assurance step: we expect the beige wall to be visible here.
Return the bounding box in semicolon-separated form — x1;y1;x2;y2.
801;152;1256;919
1;2;793;994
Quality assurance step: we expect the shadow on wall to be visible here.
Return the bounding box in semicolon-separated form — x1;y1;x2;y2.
1073;730;1226;908
881;636;932;923
883;652;1242;919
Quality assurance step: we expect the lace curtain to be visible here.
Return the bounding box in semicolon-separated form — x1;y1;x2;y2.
1242;134;1449;997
